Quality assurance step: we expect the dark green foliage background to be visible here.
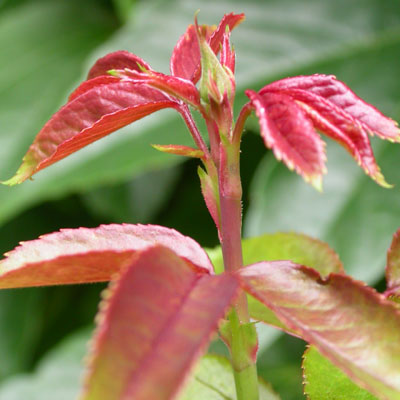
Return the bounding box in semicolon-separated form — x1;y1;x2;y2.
0;0;399;398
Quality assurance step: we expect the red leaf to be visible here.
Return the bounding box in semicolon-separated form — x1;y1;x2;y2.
0;224;214;288
263;75;400;142
87;50;151;80
207;13;245;61
246;89;326;191
80;246;238;400
259;74;400;187
68;76;121;102
2;81;177;185
385;229;400;298
170;24;214;82
237;262;400;399
220;29;236;73
116;69;201;108
170;13;244;83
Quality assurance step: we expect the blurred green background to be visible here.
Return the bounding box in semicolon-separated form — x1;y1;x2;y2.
0;0;399;398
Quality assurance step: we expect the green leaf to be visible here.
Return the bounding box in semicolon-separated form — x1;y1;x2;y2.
178;354;281;400
244;9;400;284
0;327;90;400
2;0;400;226
303;346;377;400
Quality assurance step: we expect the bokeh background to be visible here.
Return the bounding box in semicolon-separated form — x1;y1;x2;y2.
0;0;399;398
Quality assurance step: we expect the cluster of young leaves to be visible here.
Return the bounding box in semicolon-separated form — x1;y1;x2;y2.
1;7;400;400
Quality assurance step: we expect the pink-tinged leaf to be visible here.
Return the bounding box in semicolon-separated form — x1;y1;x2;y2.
385;229;400;299
116;69;201;108
246;89;326;191
68;76;121;102
170;24;214;82
220;29;236;73
237;262;400;400
80;246;238;400
0;224;213;288
151;144;204;158
263;75;400;142
2;81;177;185
207;13;245;61
87;50;151;80
170;13;244;83
272;87;388;187
260;74;399;187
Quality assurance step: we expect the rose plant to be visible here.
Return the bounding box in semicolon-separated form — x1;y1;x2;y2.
1;12;400;400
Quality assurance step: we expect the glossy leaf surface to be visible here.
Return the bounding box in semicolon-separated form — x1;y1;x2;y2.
303;346;377;400
179;354;280;400
115;69;201;108
3;81;177;185
87;50;152;79
254;74;400;188
237;262;400;399
81;246;238;400
246;90;326;190
263;75;400;142
0;224;213;288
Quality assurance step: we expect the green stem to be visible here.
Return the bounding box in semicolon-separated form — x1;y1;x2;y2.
218;141;260;400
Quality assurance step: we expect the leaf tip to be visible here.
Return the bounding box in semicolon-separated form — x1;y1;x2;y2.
1;161;36;186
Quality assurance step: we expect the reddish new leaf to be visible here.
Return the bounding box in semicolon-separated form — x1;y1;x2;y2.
3;81;177;185
80;246;238;400
170;13;244;83
170;24;214;82
207;13;245;61
263;75;400;142
0;224;213;288
87;50;152;80
68;76;121;102
385;229;400;299
258;74;400;187
116;69;201;108
246;90;326;190
237;262;400;399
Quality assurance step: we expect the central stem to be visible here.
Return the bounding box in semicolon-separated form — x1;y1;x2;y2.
218;141;260;400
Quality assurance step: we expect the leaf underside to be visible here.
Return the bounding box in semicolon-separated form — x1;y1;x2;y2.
0;224;213;288
80;246;238;400
237;261;400;400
